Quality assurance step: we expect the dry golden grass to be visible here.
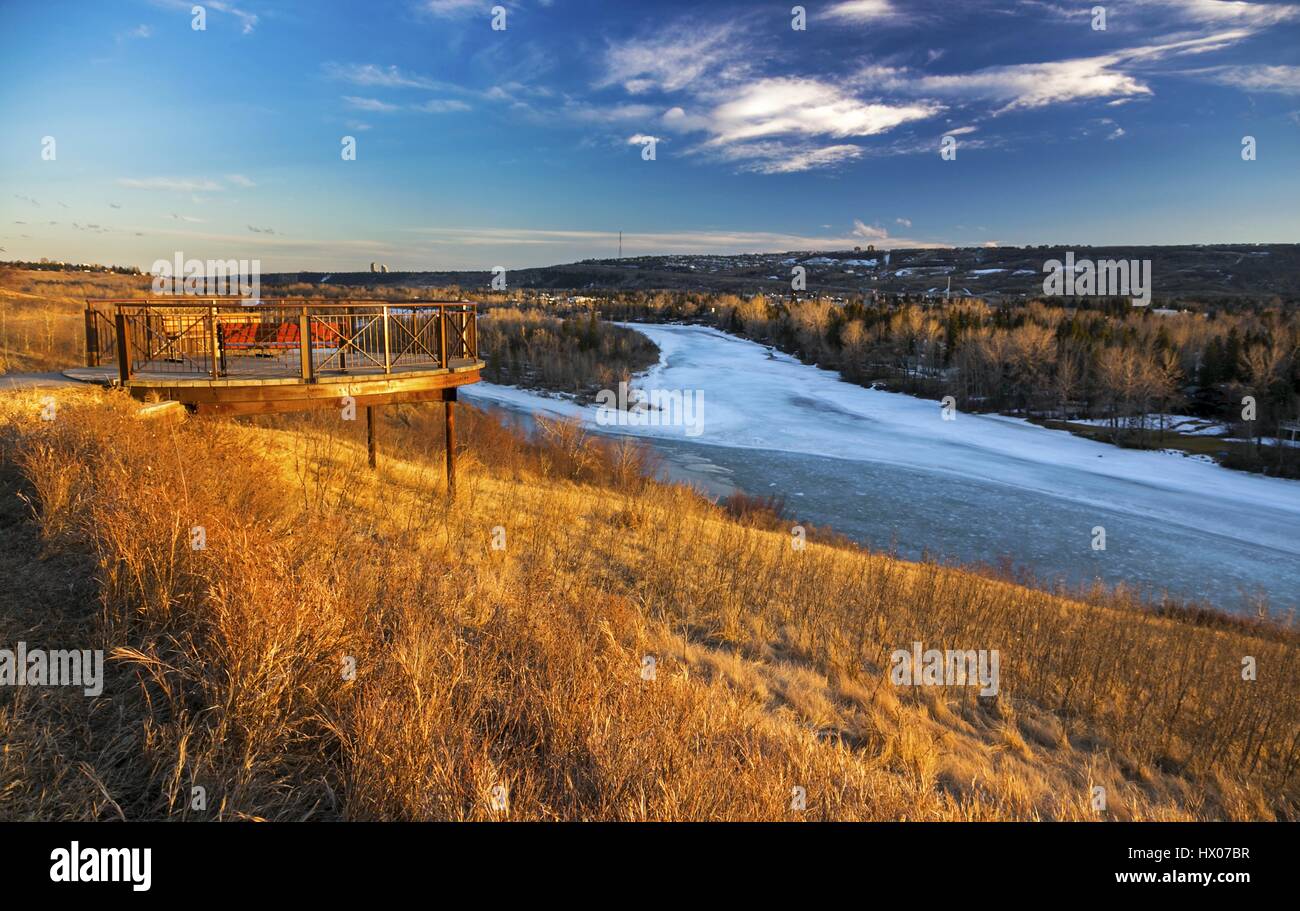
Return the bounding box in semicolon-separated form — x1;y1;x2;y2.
0;384;1295;821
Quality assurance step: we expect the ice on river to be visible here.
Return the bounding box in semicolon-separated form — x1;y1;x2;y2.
463;323;1300;614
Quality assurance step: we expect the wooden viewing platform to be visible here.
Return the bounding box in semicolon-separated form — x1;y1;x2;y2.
77;297;484;489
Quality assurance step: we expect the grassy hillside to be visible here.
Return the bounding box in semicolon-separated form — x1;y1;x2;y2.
0;386;1295;821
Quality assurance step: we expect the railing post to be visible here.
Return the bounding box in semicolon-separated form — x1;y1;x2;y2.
209;305;221;379
339;301;348;371
299;307;313;381
382;305;391;373
439;304;448;369
114;309;132;383
468;304;477;359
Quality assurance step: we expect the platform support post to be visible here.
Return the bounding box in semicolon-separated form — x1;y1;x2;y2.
444;391;456;498
114;310;131;383
367;405;377;470
84;308;98;367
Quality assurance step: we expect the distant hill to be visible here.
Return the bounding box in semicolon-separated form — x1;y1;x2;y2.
262;243;1300;301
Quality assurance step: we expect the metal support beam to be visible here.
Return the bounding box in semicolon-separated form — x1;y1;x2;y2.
366;405;377;470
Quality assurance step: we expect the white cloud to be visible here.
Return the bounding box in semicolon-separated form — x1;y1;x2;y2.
1202;64;1300;93
1136;0;1300;27
414;99;472;112
825;0;900;22
226;174;256;188
858;31;1254;113
421;0;487;17
343;96;400;112
852;219;889;241
730;143;866;174
324;63;442;90
209;1;258;33
119;177;222;192
562;101;660;124
703;78;942;145
152;0;257;34
912;58;1153;112
403;224;947;256
598;23;746;94
896;216;912;228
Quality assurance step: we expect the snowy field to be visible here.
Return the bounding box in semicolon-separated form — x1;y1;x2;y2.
463;323;1300;615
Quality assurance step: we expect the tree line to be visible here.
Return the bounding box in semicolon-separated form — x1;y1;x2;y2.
477;307;659;403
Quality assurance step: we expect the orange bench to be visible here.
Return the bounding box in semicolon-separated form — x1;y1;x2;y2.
220;321;345;351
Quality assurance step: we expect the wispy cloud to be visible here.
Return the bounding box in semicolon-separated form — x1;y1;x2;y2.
343;96;400;112
715;142;867;175
824;0;903;23
1197;64;1300;93
324;62;443;90
403;223;948;255
1135;0;1300;27
420;0;489;17
855;31;1254;113
153;0;258;34
119;177;223;192
597;22;748;94
702;78;942;145
206;0;258;34
595;21;944;173
413;98;472;113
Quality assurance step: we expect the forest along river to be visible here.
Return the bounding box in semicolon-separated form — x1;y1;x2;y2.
462;322;1300;617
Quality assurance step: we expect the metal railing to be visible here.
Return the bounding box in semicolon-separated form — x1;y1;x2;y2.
83;298;478;384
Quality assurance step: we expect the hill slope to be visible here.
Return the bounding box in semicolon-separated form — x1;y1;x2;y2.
0;388;1295;820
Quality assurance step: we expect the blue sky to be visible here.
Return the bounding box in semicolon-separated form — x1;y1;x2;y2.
1;0;1297;270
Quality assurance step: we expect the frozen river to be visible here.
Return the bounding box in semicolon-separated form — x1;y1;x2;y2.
463;323;1300;616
